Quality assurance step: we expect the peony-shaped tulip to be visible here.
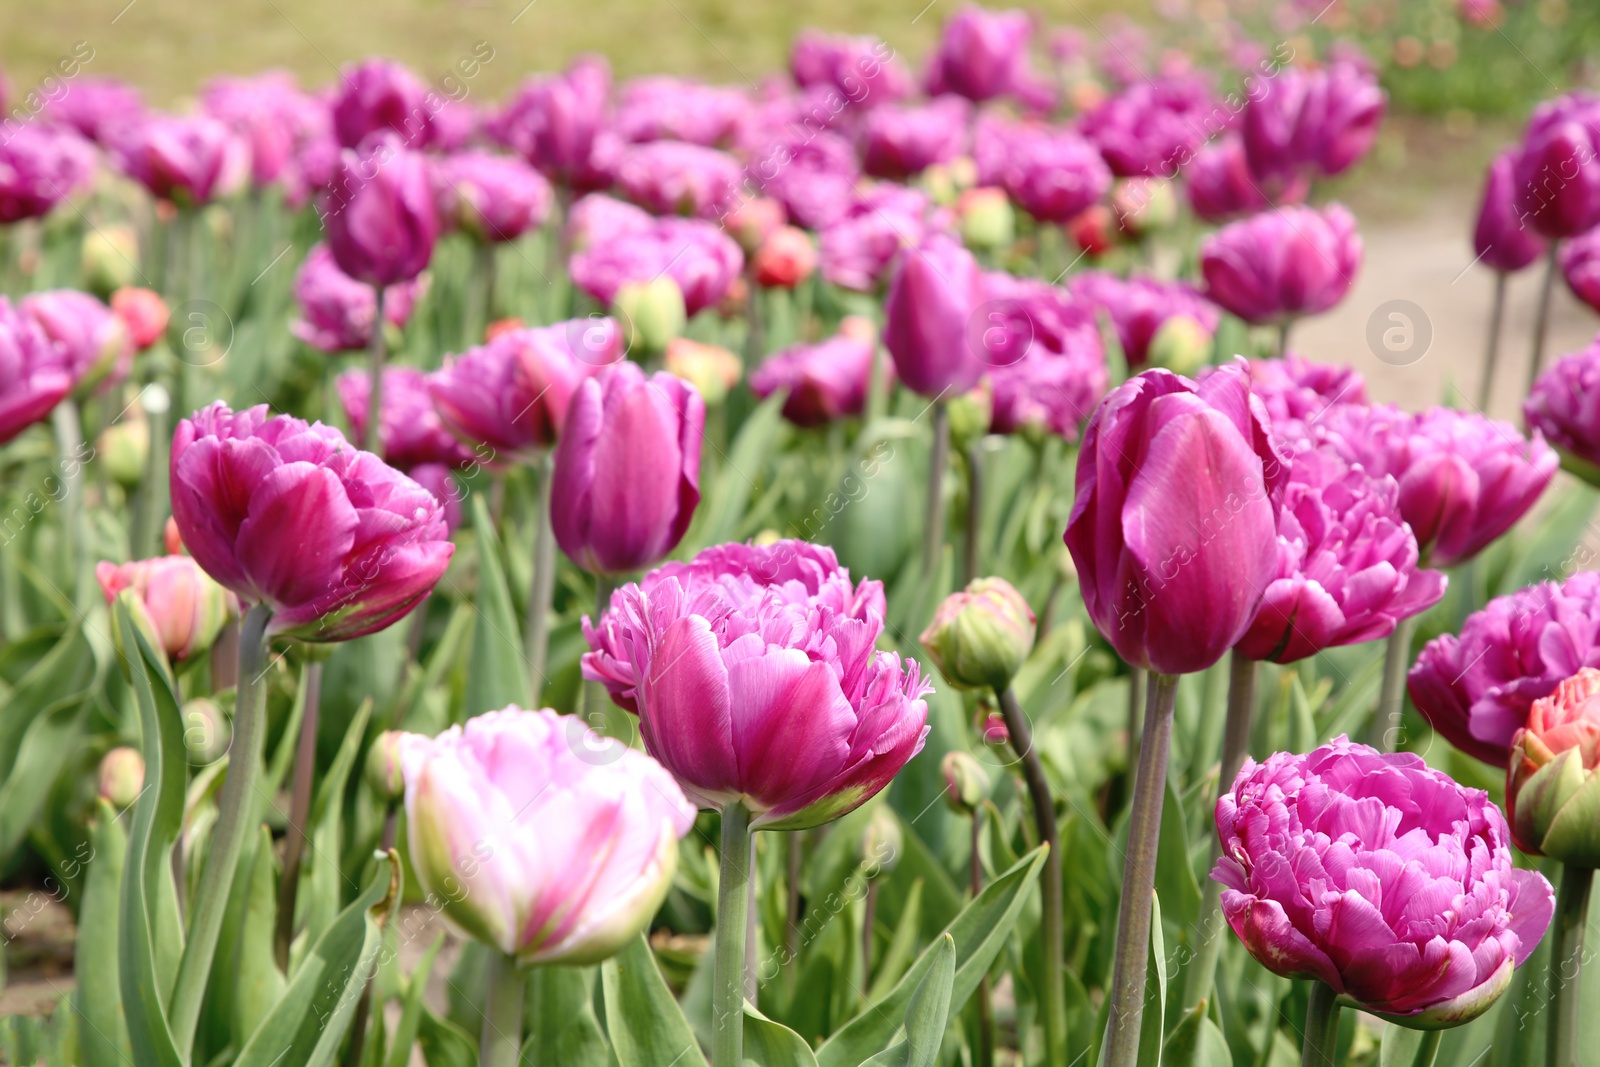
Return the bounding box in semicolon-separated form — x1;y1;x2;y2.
0;123;96;224
920;577;1036;691
335;367;474;470
1079;73;1217;179
750;329;877;428
96;554;237;662
582;543;929;828
0;297;72;445
1064;364;1287;676
1229;354;1367;427
114;113;249;205
1214;737;1553;1027
996;125;1111;224
168;402;454;641
201;72;327;189
925;5;1034;103
790;31;912;107
613;140;741;219
859;97;969;180
568;217;742;316
1559;224;1600;315
432;150;552;243
565;193;654;251
551;363;703;576
818;185;933;292
331;57;435;149
20;289;133;395
1513;91;1600;239
1475;149;1546;275
489;56;613;188
290;244;426;354
1241;61;1386;183
321;136;439;288
40;77;144;145
884;234;986;398
1526;339;1600;485
1200;204;1362;325
400;707;695;963
1185;134;1309;223
981;272;1107;441
613;76;750;148
1410;572;1600;768
1233;447;1446;664
1069;271;1220;369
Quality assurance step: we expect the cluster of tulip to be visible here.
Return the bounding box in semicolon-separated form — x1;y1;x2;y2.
5;5;1600;1067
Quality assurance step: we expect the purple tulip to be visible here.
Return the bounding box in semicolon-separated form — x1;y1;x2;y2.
1069;272;1220;368
568;217;742;316
0;123;95;223
39;77;144;145
566;192;654;250
996;124;1111;224
614;140;741;219
1200;204;1363;325
331;58;436;149
752;129;859;231
335;367;474;470
981;272;1107;441
1226;353;1368;425
490;56;613;188
580;539;929;828
1242;61;1386;183
432;150;552;242
883;234;986;399
925;5;1034;103
859;97;969;180
1064;364;1288;676
1234;447;1446;663
1474;150;1546;274
399;707;695;962
1513;92;1600;239
1312;404;1557;567
291;244;425;353
790;31;912;108
1559;225;1600;314
20;289;133;395
1214;738;1552;1025
406;462;462;532
614;76;749;148
0;297;72;445
321;136;438;287
818;184;935;292
1525;339;1600;484
115;114;249;205
168;402;455;641
1185;135;1309;224
427;319;621;464
201;72;325;188
1410;572;1600;767
1079;73;1218;178
749;329;877;428
550;363;704;576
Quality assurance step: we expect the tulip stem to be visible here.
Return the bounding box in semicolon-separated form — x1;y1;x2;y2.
51;399;90;611
971;812;993;1067
1184;651;1256;1010
364;285;387;454
1299;981;1341;1067
785;830;803;964
923;400;949;576
1276;321;1291;360
1527;243;1559;396
1479;271;1507;413
964;438;985;585
1126;664;1147;779
866;344;888;423
169;602;272;1055
1547;864;1593;1067
274;658;323;970
714;801;753;1067
1370;616;1416;752
1104;672;1178;1067
133;385;171;560
481;951;526;1067
525;453;556;704
996;686;1065;1067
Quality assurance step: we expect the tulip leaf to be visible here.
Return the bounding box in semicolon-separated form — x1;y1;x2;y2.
0;624;93;866
742;1003;820;1067
1539;761;1600;863
522;964;610;1067
865;877;924;1004
232;826;285;1048
233;850;400;1067
1153;778;1201;930
299;696;373;957
1137;890;1167;1067
857;933;958;1067
601;932;710;1067
465;494;532;717
1162;1001;1232;1067
386;932;445;1067
1379;1025;1444;1067
75;798;132;1067
419;1007;479;1067
816;847;1046;1067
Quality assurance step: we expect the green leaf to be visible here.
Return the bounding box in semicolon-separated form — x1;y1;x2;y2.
232;826;285;1049
418;1007;478;1067
684;389;788;553
465;494;531;716
816;847;1046;1067
742;1004;820;1067
601;933;709;1067
75;798;131;1067
1379;1026;1443;1067
857;933;958;1067
386;932;445;1067
297;697;373;957
116;604;188;1067
0;624;93;866
865;878;923;1004
233;851;401;1067
1155;779;1201;930
1162;1002;1232;1067
1137;891;1167;1067
521;964;610;1067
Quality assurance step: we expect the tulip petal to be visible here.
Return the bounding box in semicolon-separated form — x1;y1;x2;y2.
235;461;359;610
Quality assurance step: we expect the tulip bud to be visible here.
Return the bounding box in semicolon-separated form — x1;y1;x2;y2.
164;516;185;556
980;709;1009;747
664;338;742;406
111;288;170;351
1068;205;1115;255
946;383;994;453
1113;177;1177;237
1508;667;1600;866
723;197;785;254
753;227;816;289
613;276;686;356
365;729;407;803
485;316;524;342
921;578;1037;692
957;187;1015;251
921;157;979;206
97;556;238;662
99;746;145;809
82;225;141;294
942;750;991;815
98;409;150;489
860;807;903;878
1145;314;1212;377
182;697;230;764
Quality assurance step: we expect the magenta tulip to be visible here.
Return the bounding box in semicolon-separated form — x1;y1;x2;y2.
749;328;878;428
96;555;237;662
996;125;1111;224
568;217;742;316
0;297;73;445
335;367;474;470
1513;92;1600;239
883;234;985;398
201;72;325;188
168;402;454;641
1224;354;1367;426
0;123;95;223
1559;225;1600;314
614;76;749;148
1200;204;1362;325
1185;135;1308;223
818;184;933;292
925;5;1034;103
1214;738;1552;1026
331;58;436;149
115;114;249;205
1069;272;1220;369
1475;149;1546;274
1079;73;1217;179
432;150;552;243
40;77;144;145
752;129;859;231
321;136;439;287
565;193;654;251
490;56;613;188
1064;364;1287;676
290;244;426;353
614;140;742;219
1242;60;1386;183
20;289;132;395
550;363;704;576
859;97;969;180
981;272;1107;441
1526;339;1600;483
790;31;912;107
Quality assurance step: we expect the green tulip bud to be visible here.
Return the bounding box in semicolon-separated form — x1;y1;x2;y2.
920;577;1037;691
947;383;994;453
182;697;231;764
958;187;1015;251
365;729;407;803
82;225;140;295
98;410;150;489
99;746;145;809
613;277;686;357
941;750;991;816
860;807;903;878
1507;668;1600;867
1146;314;1214;378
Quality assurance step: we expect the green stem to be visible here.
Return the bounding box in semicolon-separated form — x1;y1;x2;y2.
971;813;993;1067
1299;981;1341;1067
964;439;985;585
525;453;556;705
473;241;497;347
364;285;387;454
1276;320;1292;360
1547;864;1593;1067
51;399;89;610
1528;243;1559;395
922;400;949;576
274;658;323;970
1370;616;1416;752
1126;664;1147;778
714;801;753;1067
1103;672;1179;1067
169;602;272;1055
1479;271;1507;413
996;686;1065;1067
481;950;526;1067
866;343;888;423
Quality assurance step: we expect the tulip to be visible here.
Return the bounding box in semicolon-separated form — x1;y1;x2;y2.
290;244;426;354
427;319;620;464
1079;73;1217;178
612;276;686;354
749;331;877;428
550;364;703;576
752;226;816;288
996;125;1111;224
664;338;741;406
614;140;741;219
980;272;1107;441
489;56;613;188
752;128;860;231
789;31;912;107
1200;203;1363;326
1507;667;1600;865
111;288;170;351
0;122;95;223
1223;353;1367;426
1526;339;1600;485
818;185;932;292
1409;572;1600;768
613;76;749;147
921;577;1036;691
566;192;654;250
99;747;145;809
1241;60;1386;183
365;729;407;803
884;234;985;398
0;297;72;446
335;367;474;470
1214;738;1552;1032
721;196;785;254
1513;92;1600;239
1069;271;1220;369
81;225;142;295
859;96;969;180
96;555;237;662
1559;224;1600;316
169;402;454;642
406;463;463;533
433;150;552;243
569;217;743;317
201;72;325;188
1475;150;1546;274
114;114;249;205
925;5;1034;103
957;186;1015;251
321;136;438;288
21;289;133;397
40;77;144;145
331;57;436;149
941;750;990;814
1185;135;1309;223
